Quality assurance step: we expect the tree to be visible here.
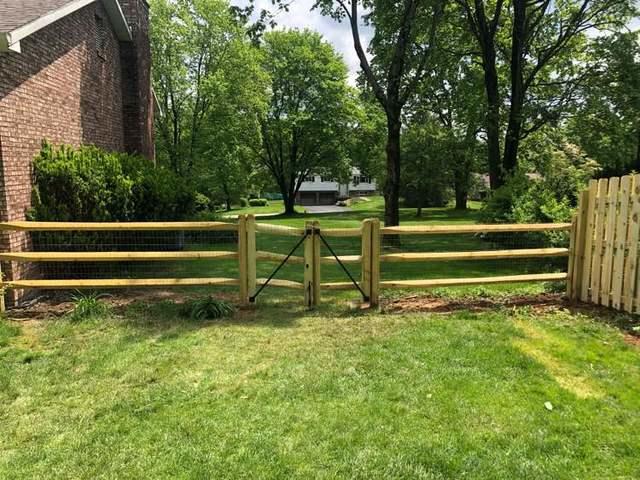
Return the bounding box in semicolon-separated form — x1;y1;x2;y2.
314;0;446;226
256;30;353;215
150;0;265;177
457;0;635;189
568;31;640;175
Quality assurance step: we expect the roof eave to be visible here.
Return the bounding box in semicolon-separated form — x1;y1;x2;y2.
0;0;131;53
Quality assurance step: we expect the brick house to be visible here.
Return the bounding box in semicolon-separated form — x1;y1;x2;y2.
0;0;154;303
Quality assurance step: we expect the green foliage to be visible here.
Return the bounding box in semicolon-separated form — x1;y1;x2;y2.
248;198;269;207
194;192;211;213
239;197;249;208
66;292;111;322
180;296;234;320
258;29;354;213
30;142;196;221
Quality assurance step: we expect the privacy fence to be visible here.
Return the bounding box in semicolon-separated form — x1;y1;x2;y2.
567;174;640;313
0;215;573;311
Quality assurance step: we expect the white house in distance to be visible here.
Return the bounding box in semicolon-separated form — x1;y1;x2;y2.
296;168;377;205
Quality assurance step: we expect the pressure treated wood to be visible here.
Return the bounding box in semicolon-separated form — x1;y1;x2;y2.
256;252;359;265
370;219;381;306
601;177;619;306
380;273;567;289
0;251;239;262
238;215;248;305
590;178;609;303
380;223;571;235
577;186;593;301
255;223;305;236
566;214;578;299
623;175;640;312
611;175;631;309
0;221;238;231
380;248;568;263
246;215;257;298
361;220;372;298
303;221;314;307
312;220;321;305
6;278;240;289
321;282;355;290
256;278;304;290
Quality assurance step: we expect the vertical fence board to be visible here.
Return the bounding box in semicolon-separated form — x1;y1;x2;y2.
361;219;372;298
566;214;578;299
312;220;321;306
303;221;314;307
370;219;381;307
578;181;597;301
246;215;257;301
623;175;640;312
238;215;248;305
611;176;631;309
574;188;590;300
600;177;619;307
590;178;609;304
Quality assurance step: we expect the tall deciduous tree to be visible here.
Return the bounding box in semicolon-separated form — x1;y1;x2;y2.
256;30;353;214
314;0;446;226
457;0;635;189
150;0;265;178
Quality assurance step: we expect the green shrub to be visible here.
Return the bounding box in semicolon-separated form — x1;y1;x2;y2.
248;198;269;207
30;141;196;221
239;197;249;207
180;296;234;320
66;292;111;321
194;192;211;212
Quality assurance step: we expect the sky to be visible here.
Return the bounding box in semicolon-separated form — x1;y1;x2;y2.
231;0;372;84
231;0;639;85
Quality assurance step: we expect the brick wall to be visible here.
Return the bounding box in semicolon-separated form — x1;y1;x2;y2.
0;1;140;303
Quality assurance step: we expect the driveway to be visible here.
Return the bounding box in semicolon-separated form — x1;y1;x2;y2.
304;205;352;214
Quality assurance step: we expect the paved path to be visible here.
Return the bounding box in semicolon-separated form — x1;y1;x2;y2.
304;205;352;214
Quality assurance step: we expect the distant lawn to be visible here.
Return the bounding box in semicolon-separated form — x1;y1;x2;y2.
1;301;639;478
223;200;305;216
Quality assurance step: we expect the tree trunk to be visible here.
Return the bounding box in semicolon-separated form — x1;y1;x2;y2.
503;0;526;176
416;205;422;217
283;194;296;215
384;113;402;227
482;48;502;190
454;183;468;210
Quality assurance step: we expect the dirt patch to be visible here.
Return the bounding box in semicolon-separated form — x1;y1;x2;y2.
623;333;640;347
382;293;566;315
6;289;239;320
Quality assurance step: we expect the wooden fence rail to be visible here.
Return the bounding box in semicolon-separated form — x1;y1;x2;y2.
0;214;574;311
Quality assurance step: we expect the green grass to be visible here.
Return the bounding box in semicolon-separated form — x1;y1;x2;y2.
1;302;639;479
223;200;305;216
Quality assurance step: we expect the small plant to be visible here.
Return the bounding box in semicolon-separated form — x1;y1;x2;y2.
67;292;111;321
248;198;269;207
180;296;234;320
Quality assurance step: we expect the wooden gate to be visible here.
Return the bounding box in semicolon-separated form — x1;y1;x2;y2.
568;174;640;312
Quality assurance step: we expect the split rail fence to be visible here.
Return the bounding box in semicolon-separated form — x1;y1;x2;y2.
0;216;573;310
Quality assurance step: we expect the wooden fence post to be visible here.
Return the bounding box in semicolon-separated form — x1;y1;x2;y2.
369;218;381;307
238;215;248;305
312;220;321;306
304;221;314;308
361;219;372;299
566;213;578;300
246;214;256;304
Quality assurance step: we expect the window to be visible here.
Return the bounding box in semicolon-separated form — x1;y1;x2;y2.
360;175;371;184
320;176;334;183
95;14;107;59
352;176;360;186
302;174;315;182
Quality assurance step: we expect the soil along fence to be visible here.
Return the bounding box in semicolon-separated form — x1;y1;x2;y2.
0;215;573;310
567;174;640;312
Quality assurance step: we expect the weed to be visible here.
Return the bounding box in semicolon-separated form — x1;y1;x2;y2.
66;292;111;322
180;296;234;320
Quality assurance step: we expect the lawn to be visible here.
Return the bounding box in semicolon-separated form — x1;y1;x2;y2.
1;299;639;479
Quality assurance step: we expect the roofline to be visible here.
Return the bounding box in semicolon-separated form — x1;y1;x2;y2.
0;0;132;53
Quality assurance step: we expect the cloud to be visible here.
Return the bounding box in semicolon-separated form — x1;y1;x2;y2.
231;0;372;84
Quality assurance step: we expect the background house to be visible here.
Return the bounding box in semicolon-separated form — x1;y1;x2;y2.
0;0;154;301
296;168;377;205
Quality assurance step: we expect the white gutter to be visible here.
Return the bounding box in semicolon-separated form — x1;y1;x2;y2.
0;0;132;53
